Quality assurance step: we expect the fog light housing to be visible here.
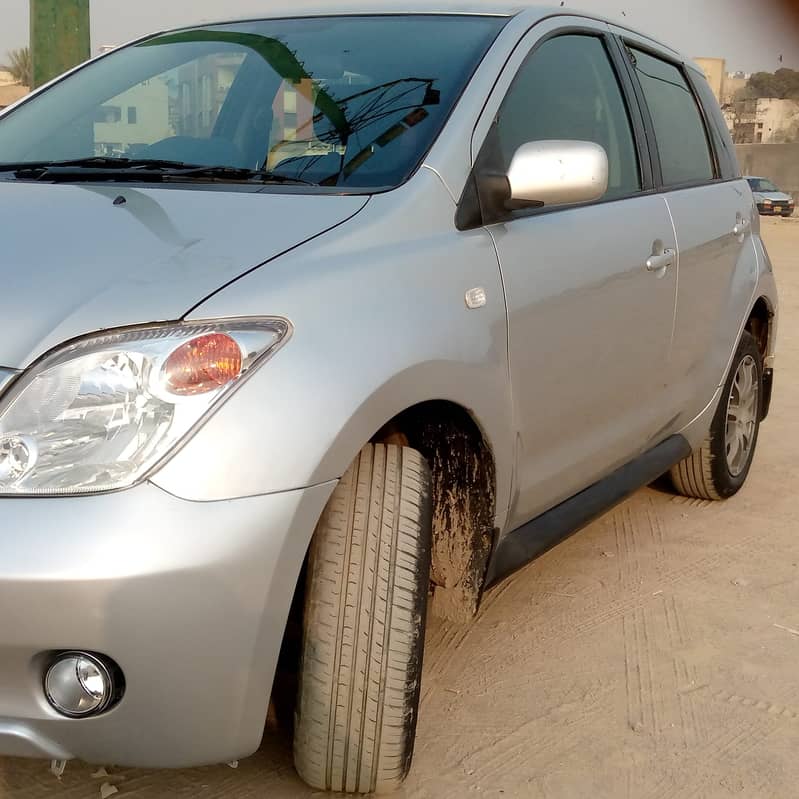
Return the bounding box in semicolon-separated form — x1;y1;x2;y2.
44;652;115;718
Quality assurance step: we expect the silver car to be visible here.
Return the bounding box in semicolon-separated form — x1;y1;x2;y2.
0;4;778;794
747;176;795;217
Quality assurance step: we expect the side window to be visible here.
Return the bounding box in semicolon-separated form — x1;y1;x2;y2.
494;34;641;202
628;48;715;187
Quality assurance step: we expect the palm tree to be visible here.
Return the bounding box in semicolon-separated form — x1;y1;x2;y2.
4;47;32;87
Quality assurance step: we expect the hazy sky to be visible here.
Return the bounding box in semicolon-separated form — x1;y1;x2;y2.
2;0;798;74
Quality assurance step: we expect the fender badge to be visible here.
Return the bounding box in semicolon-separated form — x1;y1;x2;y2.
465;287;487;310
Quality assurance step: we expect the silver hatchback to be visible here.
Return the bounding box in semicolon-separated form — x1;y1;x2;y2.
0;4;778;794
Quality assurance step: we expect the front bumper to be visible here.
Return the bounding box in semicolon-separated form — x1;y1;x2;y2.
757;203;794;216
0;480;336;768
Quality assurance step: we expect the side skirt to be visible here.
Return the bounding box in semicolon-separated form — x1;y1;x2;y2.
485;435;692;588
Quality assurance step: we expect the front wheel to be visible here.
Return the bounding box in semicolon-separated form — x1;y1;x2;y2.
671;331;763;500
294;444;432;794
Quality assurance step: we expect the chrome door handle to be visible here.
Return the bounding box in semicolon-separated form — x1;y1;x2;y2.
733;218;750;236
646;249;675;272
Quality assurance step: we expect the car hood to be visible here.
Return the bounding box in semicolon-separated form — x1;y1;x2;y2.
0;181;368;368
753;190;793;203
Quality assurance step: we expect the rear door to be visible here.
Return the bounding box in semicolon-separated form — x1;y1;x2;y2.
473;25;679;530
619;39;760;426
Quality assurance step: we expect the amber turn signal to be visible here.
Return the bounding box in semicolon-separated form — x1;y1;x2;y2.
163;333;243;396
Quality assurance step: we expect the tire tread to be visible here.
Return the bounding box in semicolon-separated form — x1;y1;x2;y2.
294;444;431;793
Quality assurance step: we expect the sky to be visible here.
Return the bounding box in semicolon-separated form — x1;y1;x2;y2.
1;0;798;75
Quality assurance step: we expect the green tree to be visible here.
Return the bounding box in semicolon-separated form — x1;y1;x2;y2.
745;68;799;100
3;47;32;86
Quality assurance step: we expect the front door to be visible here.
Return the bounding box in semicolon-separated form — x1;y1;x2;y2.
480;31;679;530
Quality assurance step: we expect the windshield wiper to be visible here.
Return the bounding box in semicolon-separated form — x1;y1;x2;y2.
2;159;317;186
171;165;316;185
0;156;196;174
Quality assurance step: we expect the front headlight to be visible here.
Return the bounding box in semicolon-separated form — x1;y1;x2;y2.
0;319;290;496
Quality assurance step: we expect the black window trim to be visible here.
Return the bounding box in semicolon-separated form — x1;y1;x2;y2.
457;25;657;230
605;33;658;190
604;32;654;192
618;37;732;194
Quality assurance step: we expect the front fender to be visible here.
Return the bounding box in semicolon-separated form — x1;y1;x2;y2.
150;171;514;531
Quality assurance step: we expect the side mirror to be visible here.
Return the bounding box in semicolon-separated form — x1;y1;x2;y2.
507;140;609;208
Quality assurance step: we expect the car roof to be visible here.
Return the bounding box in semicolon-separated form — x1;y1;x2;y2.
169;2;538;22
145;4;685;66
153;3;647;30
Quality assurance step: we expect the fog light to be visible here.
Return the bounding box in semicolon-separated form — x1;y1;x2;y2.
44;652;114;718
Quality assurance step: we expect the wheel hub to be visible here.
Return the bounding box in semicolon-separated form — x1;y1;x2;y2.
725;354;759;477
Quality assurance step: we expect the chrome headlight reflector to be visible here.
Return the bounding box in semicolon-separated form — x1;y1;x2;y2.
0;319;289;496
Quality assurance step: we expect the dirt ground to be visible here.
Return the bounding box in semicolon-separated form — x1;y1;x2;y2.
3;218;799;799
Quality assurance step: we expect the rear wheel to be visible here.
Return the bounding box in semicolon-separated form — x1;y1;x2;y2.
671;331;763;500
294;444;432;794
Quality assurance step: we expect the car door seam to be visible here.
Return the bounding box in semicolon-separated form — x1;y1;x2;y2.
485;223;517;524
663;196;680;354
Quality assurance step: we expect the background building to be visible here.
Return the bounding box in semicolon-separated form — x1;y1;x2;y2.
694;57;799;144
695;57;726;103
723;71;749;105
755;97;799;143
93;79;172;156
175;54;242;139
725;96;799;143
694;57;751;106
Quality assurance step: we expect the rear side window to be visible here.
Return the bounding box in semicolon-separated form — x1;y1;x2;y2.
494;34;641;202
629;48;715;187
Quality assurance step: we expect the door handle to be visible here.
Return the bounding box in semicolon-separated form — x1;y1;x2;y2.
646;249;675;272
733;218;750;236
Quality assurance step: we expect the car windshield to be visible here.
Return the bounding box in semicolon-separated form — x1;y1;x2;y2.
0;15;505;189
748;178;780;193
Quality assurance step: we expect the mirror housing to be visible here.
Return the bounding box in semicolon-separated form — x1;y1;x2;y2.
505;140;609;209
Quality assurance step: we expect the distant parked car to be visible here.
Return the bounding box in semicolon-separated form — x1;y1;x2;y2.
747;176;795;217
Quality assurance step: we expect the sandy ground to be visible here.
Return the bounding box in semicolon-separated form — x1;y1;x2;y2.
3;218;799;799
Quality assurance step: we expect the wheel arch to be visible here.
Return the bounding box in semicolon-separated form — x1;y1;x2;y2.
744;295;775;362
370;400;498;620
744;295;776;420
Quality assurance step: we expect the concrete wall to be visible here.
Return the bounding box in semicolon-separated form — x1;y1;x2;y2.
736;143;799;201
